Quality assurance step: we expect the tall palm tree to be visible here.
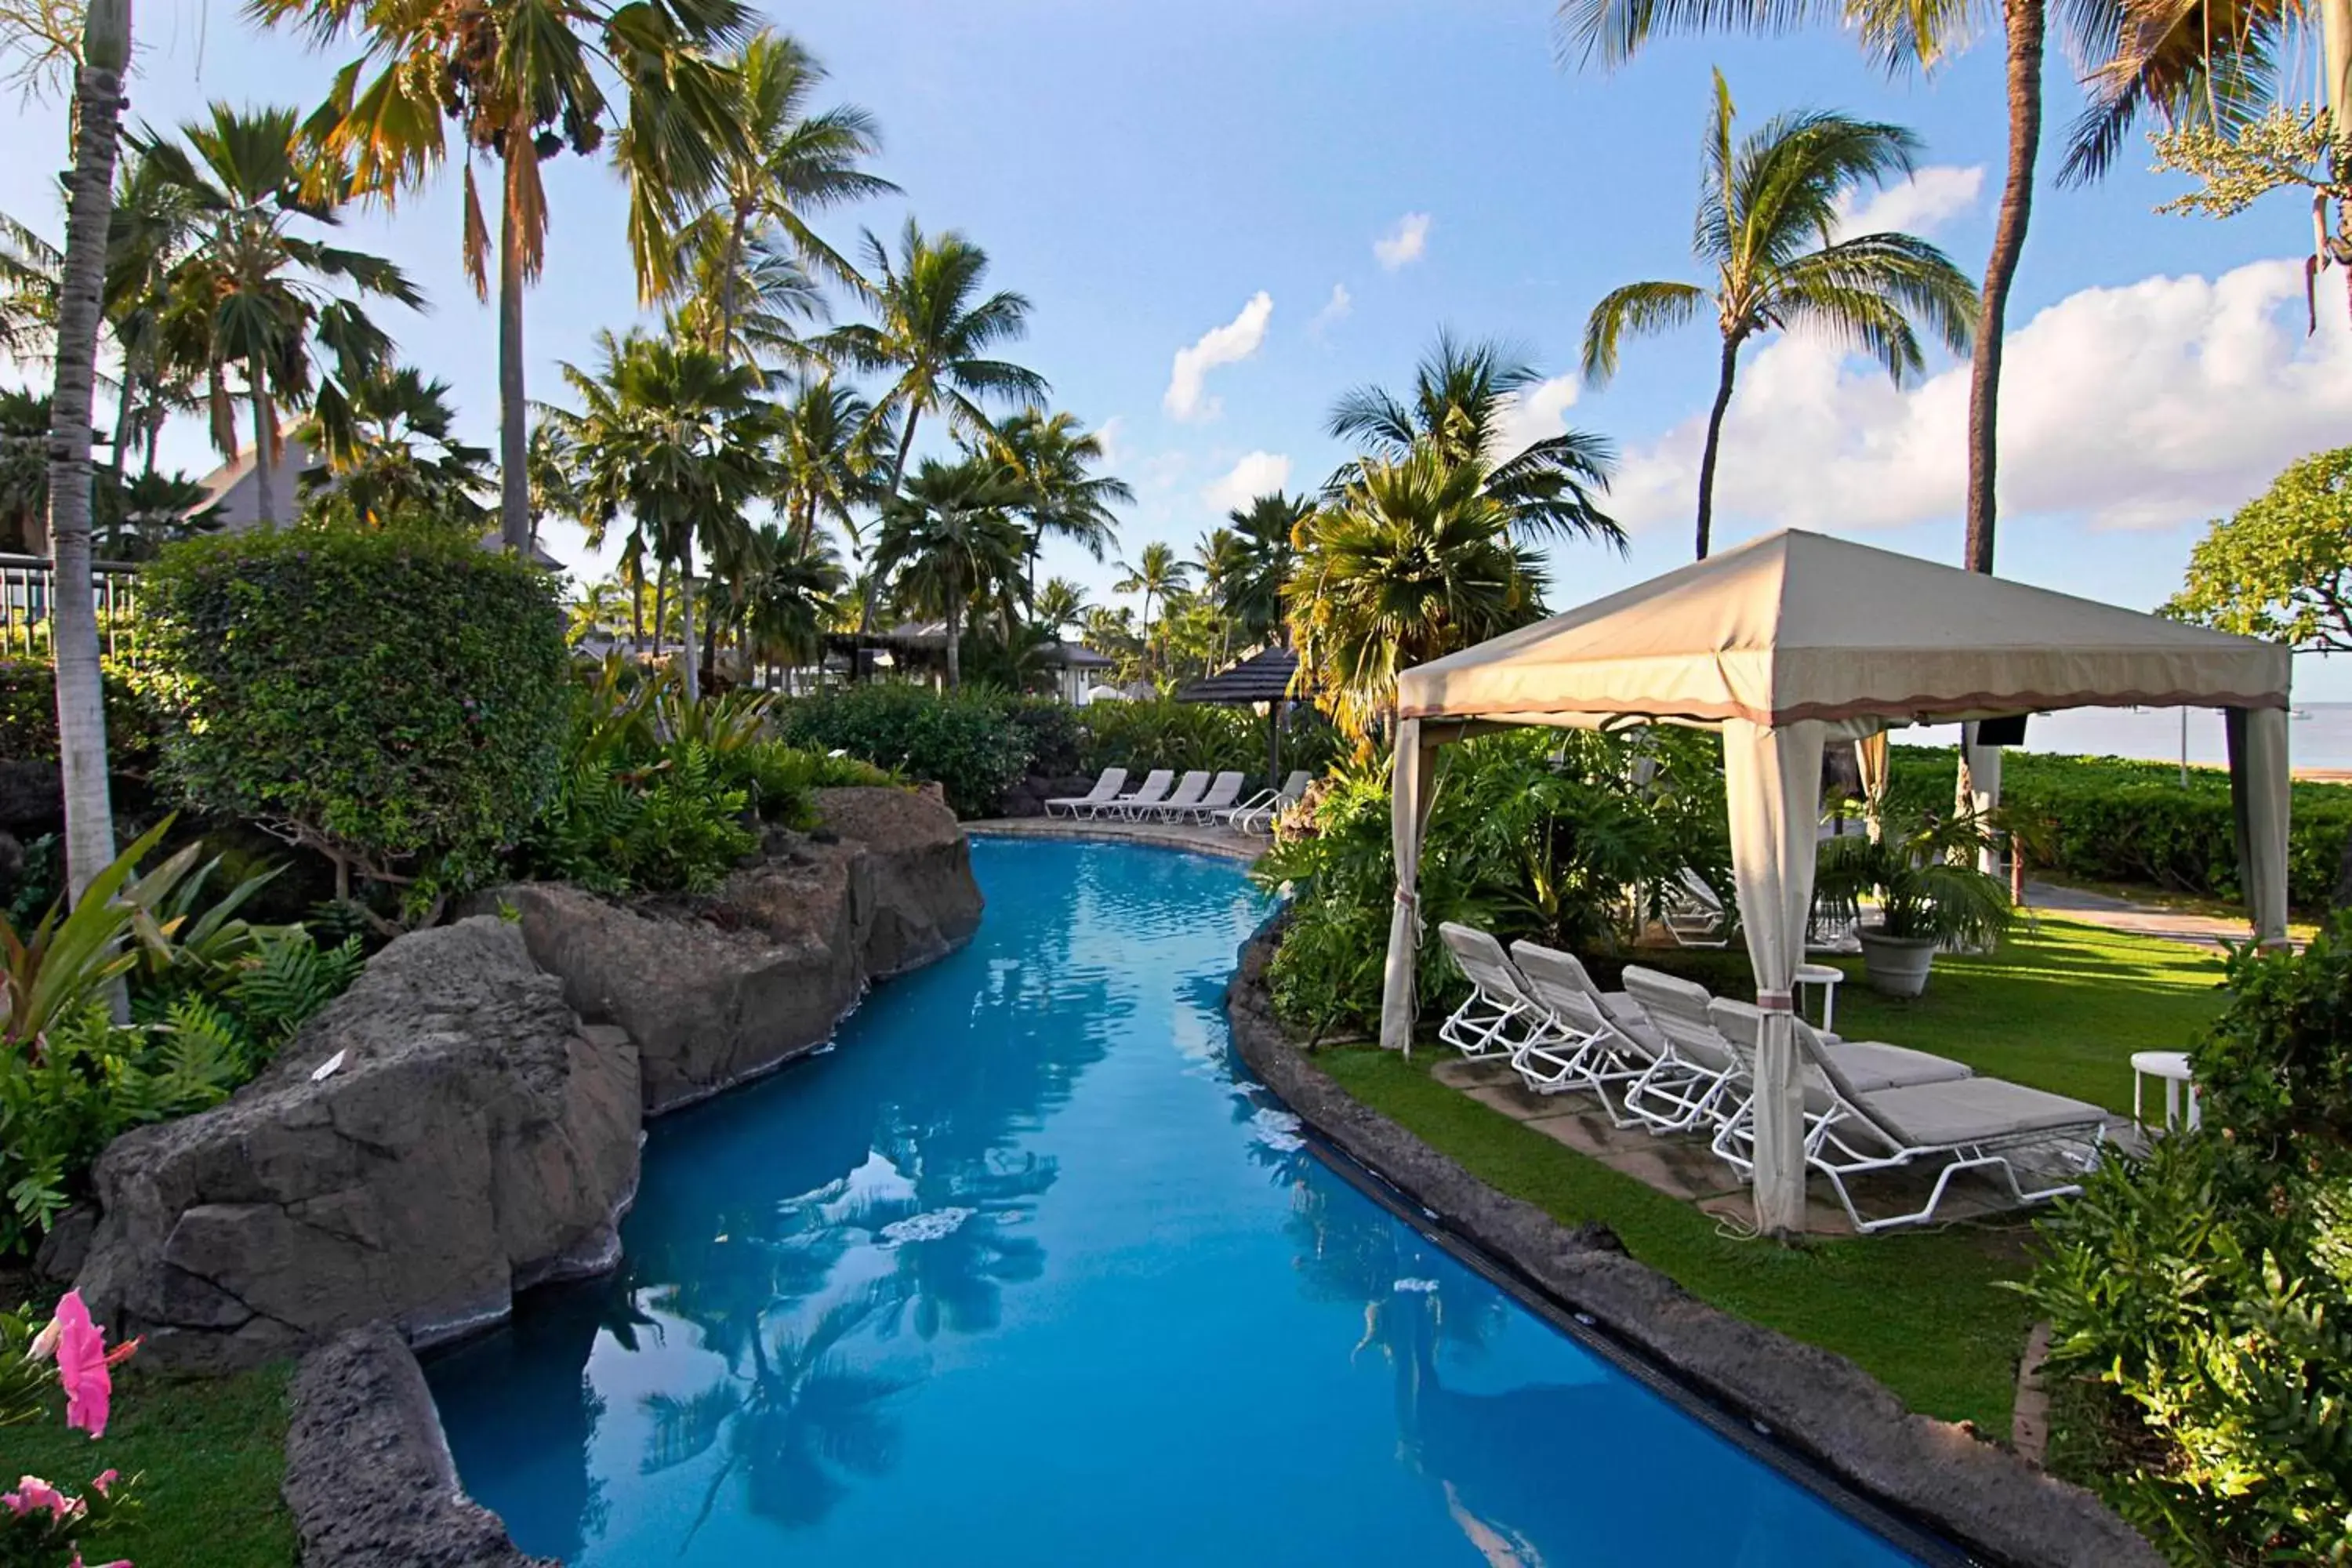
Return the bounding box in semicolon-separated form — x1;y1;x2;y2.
674;28;895;356
40;0;132;905
2057;0;2315;187
1033;575;1090;638
100;146;202;491
985;407;1130;592
150;103;422;528
1113;540;1189;676
296;363;491;528
1224;491;1312;650
0;386;49;552
728;521;843;684
1561;0;2095;576
249;0;757;551
101;468;215;560
1581;75;1978;558
561;329;779;702
775;376;891;553
1286;449;1548;742
869;455;1025;690
1327;330;1624;550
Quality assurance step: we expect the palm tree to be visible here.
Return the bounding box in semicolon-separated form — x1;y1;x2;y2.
731;521;843;685
1113;540;1189;676
674;28;895;357
1327;330;1623;550
1287;449;1547;742
0;387;49;552
1223;491;1312;650
39;0;132;905
985;407;1130;592
869;455;1025;690
149;103;423;528
100;469;215;559
250;0;757;552
561;329;779;702
1033;575;1090;638
296;364;490;528
1561;0;2096;576
775;376;891;553
1581;75;1977;558
2056;0;2311;184
100;146;202;492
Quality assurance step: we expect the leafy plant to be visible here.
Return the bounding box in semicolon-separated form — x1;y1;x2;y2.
138;528;572;920
775;683;1029;818
1814;810;2015;947
525;746;758;896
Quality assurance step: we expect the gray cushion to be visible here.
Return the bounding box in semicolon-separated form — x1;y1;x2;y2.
1829;1041;1972;1094
1859;1076;2107;1148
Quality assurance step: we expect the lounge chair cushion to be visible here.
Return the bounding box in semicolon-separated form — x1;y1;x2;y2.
1859;1076;2107;1149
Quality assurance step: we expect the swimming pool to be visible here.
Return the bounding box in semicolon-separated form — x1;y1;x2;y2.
428;837;1926;1566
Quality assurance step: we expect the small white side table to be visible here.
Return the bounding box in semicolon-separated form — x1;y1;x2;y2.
1792;962;1846;1037
2130;1050;2201;1131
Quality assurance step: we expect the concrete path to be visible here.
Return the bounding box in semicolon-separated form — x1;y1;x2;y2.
965;815;1265;862
2026;879;2259;949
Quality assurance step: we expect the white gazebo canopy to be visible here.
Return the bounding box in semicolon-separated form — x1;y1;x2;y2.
1379;528;2293;1234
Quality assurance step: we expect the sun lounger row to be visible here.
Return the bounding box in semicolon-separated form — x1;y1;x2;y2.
1044;768;1311;832
1436;923;2110;1232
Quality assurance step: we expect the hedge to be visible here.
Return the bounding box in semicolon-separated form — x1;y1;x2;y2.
1886;747;2352;910
139;528;571;906
775;684;1031;818
0;657;160;771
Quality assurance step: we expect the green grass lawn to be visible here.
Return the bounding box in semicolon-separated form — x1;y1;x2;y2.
0;1364;297;1567
1317;916;2231;1439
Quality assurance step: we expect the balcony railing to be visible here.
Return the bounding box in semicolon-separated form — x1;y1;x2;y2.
0;554;144;662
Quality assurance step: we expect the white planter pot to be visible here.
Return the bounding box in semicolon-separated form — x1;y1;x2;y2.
1857;928;1937;998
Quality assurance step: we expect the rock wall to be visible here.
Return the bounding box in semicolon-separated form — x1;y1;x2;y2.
1225;927;2160;1568
74;920;640;1375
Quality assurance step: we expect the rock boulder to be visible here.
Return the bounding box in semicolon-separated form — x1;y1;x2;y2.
812;786;983;975
74;918;640;1374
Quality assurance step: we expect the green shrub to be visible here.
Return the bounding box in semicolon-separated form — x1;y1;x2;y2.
2021;920;2352;1562
1076;697;1261;775
0;656;161;771
139;530;570;914
1888;747;2352;909
1001;695;1086;777
775;683;1028;818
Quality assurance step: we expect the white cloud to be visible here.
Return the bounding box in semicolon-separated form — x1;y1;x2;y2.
1311;283;1353;334
1094;414;1127;467
1205;452;1293;514
1164;292;1273;421
1606;259;2352;540
1831;165;1985;243
1487;373;1587;459
1374;212;1432;271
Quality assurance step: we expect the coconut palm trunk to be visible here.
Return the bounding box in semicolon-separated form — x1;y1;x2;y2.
1693;339;1741;561
497;133;532;552
678;544;702;704
249;382;275;526
47;0;132;905
1963;0;2045;575
943;580;962;690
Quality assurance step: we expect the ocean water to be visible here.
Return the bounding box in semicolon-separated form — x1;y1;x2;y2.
1898;703;2352;773
426;838;1922;1566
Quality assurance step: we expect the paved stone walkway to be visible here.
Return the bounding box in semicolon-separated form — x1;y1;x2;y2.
965;815;1265;862
2027;879;2262;949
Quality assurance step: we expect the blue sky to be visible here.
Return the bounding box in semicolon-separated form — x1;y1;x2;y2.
11;1;2352;691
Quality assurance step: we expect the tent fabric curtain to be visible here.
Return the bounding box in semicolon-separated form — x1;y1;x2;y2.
1855;733;1889;842
1962;724;2005;876
1722;718;1827;1236
1378;718;1439;1054
2234;704;2292;947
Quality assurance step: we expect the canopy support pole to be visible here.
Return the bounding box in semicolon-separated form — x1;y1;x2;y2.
1378;717;1441;1055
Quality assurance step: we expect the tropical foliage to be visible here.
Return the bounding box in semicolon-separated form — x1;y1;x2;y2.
2167;445;2352;653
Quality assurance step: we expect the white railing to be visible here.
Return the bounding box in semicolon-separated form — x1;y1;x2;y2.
0;554;143;662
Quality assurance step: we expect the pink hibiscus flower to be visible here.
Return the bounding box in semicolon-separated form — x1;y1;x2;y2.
2;1474;85;1522
47;1291;113;1439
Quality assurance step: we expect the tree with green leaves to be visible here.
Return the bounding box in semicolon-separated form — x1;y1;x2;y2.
1287;449;1546;742
870;455;1025;690
984;407;1129;592
249;0;757;551
1033;575;1090;638
296;364;489;530
149;103;423;528
1581;74;1977;558
1221;491;1312;650
1114;539;1189;677
730;521;844;681
561;329;779;702
2166;448;2352;653
1329;330;1621;550
775;375;891;554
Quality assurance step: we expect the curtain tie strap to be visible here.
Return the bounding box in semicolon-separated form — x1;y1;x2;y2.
1755;989;1795;1013
1393;888;1417;910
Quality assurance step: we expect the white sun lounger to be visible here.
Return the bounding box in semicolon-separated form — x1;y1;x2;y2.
1505;945;1660;1112
1136;770;1211;822
1704;999;2104;1232
1435;924;1577;1061
1175;771;1247;824
1045;767;1128;818
1222;771;1312;835
1107;768;1174;819
1614;967;1748;1133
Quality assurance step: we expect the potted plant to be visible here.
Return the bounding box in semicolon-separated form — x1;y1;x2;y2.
1814;813;2013;997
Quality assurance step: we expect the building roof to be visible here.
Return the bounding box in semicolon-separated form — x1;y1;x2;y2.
1178;644;1301;705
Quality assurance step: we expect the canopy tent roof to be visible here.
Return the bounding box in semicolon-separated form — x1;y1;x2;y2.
1178;644;1301;706
1397;529;2290;730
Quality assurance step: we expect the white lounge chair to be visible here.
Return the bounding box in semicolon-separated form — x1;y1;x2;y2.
1613;967;1748;1133
1137;770;1212;822
1178;771;1247;824
1660;870;1731;949
1045;767;1127;818
1221;771;1313;835
1705;1000;2104;1232
1107;768;1174;819
1436;924;1577;1060
1504;944;1658;1110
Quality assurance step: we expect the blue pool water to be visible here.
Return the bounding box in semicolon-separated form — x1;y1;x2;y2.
428;838;1922;1566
